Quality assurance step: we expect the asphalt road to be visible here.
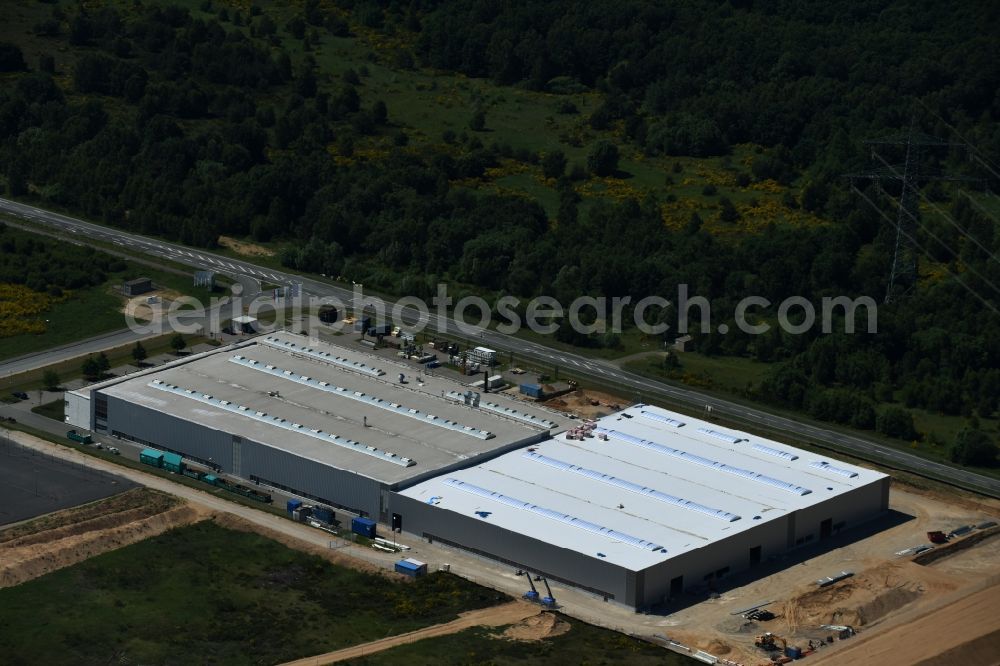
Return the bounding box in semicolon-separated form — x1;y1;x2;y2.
2;196;998;497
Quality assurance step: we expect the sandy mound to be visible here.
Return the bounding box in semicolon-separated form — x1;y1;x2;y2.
543;389;625;418
698;638;732;655
0;503;202;587
502;612;571;641
781;561;959;632
218;235;275;257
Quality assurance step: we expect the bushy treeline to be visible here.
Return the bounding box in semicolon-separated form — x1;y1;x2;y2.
0;223;127;293
0;2;998;463
416;0;1000;171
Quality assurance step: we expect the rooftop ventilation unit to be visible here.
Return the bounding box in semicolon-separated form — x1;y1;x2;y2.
444;391;557;429
261;336;386;376
229;356;493;439
147;380;415;467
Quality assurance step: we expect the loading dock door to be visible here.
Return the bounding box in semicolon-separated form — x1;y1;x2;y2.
670;575;684;598
750;545;762;566
820;518;833;539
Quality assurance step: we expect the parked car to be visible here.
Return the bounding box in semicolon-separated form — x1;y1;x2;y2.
11;391;29;400
427;360;441;369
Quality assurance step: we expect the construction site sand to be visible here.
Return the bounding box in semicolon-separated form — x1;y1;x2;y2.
654;483;1000;665
780;560;960;632
0;501;203;587
502;611;571;641
811;575;1000;666
543;388;627;419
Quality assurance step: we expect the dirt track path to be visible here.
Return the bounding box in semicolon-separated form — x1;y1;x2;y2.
280;601;541;666
812;576;1000;666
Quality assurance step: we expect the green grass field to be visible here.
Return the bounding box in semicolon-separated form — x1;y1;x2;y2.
344;616;693;665
0;521;508;666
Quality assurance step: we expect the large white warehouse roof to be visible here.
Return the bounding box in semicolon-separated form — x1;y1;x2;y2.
398;404;888;570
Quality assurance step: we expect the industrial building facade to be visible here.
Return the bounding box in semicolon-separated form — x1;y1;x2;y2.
393;406;890;608
66;333;889;610
65;332;566;521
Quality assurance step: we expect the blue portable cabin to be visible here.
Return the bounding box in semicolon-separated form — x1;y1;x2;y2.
394;558;427;578
139;449;164;467
519;383;543;399
351;516;377;538
287;499;303;515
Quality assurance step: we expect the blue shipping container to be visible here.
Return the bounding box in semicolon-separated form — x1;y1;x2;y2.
287;499;303;514
352;516;377;538
519;383;543;398
313;506;335;524
394;558;427;577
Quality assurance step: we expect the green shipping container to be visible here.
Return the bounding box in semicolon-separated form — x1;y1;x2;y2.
161;452;184;473
140;449;164;467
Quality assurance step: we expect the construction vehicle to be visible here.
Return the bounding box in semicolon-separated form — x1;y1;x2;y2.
540;577;557;607
521;571;540;602
755;633;787;651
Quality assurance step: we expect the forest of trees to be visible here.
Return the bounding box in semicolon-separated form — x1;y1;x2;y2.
0;1;997;463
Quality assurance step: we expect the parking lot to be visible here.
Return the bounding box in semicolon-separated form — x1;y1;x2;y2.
0;435;135;526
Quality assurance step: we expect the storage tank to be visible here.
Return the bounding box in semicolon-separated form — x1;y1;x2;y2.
351;516;377;538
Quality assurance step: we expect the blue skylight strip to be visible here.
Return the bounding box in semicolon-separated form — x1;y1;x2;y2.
809;461;858;478
596;428;812;496
697;428;744;444
443;478;665;552
752;443;799;461
638;410;686;427
524;451;740;522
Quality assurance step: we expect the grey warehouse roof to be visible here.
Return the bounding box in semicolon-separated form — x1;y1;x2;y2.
97;332;570;484
398;404;889;570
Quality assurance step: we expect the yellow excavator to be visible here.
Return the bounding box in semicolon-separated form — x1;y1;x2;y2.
755;632;787;651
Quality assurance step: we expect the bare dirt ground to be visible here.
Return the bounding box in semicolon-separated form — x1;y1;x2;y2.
812;575;1000;666
121;288;184;322
218;235;276;257
543;388;627;419
280;601;541;666
656;483;1000;666
0;487;202;587
502;611;571;641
